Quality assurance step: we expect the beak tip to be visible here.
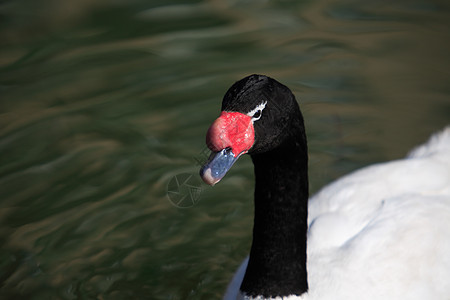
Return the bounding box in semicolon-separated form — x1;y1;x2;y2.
200;167;219;186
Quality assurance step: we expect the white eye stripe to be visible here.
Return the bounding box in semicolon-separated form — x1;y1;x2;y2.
247;101;267;122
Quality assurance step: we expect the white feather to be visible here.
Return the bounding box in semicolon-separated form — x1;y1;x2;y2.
247;101;268;122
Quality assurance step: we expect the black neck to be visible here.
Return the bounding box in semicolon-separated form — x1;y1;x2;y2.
240;127;309;298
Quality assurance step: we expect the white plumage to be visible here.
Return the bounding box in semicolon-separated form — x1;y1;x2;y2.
225;127;450;300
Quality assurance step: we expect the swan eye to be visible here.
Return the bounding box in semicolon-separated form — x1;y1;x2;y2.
252;110;262;121
247;101;267;123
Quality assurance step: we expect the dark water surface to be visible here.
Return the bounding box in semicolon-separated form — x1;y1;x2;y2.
1;0;449;299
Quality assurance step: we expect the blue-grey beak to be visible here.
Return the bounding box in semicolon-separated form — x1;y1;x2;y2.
200;148;241;185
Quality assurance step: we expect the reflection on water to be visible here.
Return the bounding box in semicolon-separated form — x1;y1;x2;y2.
1;0;449;299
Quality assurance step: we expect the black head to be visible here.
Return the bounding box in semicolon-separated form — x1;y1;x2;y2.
200;74;306;186
221;74;304;155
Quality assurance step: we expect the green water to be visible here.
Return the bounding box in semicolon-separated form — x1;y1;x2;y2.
1;0;449;299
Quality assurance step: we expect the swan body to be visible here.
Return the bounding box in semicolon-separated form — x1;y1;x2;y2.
200;75;450;300
225;127;450;300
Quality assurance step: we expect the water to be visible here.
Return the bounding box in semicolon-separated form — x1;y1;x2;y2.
1;0;449;299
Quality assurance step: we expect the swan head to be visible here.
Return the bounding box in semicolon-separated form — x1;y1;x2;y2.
200;74;303;185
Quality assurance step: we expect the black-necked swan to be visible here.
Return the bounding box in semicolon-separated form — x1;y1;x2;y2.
199;74;450;300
